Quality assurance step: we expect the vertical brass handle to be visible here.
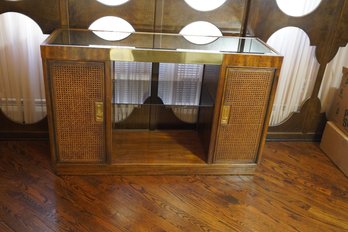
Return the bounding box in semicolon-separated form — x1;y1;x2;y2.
221;105;230;125
95;102;104;122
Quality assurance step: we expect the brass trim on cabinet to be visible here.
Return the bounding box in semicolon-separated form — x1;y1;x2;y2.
110;48;224;64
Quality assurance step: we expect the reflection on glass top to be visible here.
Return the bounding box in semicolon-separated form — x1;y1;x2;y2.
179;21;223;45
45;29;278;55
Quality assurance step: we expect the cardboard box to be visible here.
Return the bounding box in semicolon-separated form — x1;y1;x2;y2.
328;67;348;136
320;121;348;177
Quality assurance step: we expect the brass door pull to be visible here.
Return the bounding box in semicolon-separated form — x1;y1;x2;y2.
221;105;230;125
95;102;104;122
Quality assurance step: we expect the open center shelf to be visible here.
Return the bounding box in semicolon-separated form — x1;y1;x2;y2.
112;130;206;164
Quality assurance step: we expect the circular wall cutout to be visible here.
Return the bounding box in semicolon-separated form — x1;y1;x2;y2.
267;26;319;126
179;21;222;45
184;0;226;12
276;0;321;17
89;16;135;41
0;12;48;124
96;0;129;6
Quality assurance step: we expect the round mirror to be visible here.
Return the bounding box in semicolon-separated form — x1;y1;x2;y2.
184;0;226;12
96;0;129;6
89;16;135;41
180;21;222;45
276;0;322;17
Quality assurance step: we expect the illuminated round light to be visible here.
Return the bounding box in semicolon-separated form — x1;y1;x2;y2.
276;0;321;17
180;21;222;45
89;16;135;41
184;0;226;12
96;0;129;6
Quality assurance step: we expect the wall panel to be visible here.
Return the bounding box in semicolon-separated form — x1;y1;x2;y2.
248;0;343;64
155;0;246;34
0;0;60;33
68;0;156;31
248;0;348;140
1;0;348;140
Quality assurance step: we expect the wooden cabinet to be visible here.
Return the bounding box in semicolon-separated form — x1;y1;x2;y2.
48;61;106;163
214;67;275;163
41;29;282;175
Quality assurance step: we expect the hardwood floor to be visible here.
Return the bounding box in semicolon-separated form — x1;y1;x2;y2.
0;141;348;231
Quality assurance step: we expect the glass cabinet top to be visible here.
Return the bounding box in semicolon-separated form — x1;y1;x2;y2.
45;29;279;55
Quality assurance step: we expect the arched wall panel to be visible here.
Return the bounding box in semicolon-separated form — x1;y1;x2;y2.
0;12;48;124
248;0;348;140
0;2;58;138
0;0;347;140
330;0;348;58
0;0;61;34
155;0;246;34
248;0;343;64
68;0;156;32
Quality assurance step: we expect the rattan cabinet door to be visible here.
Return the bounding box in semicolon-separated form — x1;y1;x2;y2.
49;61;106;163
214;67;275;163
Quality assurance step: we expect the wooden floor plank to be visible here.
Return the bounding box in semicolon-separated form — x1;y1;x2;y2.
0;222;14;232
112;130;206;164
0;141;348;231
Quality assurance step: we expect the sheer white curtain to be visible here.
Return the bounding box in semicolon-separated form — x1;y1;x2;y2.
267;26;320;126
113;62;152;122
0;12;48;124
266;0;322;126
158;63;203;123
112;62;204;124
112;62;203;124
319;44;348;114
